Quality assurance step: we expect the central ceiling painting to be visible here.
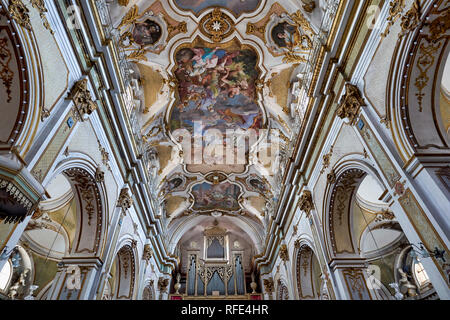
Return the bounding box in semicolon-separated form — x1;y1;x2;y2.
174;0;262;17
169;40;265;174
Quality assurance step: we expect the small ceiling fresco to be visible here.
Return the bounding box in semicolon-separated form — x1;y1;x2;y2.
173;0;262;17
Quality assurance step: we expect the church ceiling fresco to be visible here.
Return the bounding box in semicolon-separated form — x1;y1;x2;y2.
170;46;263;134
173;0;262;17
107;0;327;247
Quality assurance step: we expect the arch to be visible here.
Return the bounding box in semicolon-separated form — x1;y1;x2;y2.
167;214;264;254
62;167;104;257
44;157;109;259
295;243;321;300
323;159;389;261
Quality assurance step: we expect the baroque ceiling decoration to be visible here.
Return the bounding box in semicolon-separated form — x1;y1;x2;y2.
95;0;339;256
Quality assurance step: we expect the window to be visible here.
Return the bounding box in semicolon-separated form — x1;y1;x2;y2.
0;261;12;292
413;262;430;288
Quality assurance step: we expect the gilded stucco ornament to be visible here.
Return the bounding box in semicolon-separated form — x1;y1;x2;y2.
158;277;169;293
399;0;421;38
279;244;289;262
143;244;153;263
337;83;366;125
199;8;235;43
0;36;14;103
263;10;314;64
30;0;54;34
117;188;133;212
117;4;186;60
263;277;274;294
95;167;105;183
68;79;98;121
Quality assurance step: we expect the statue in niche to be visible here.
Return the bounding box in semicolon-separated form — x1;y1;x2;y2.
398;268;418;298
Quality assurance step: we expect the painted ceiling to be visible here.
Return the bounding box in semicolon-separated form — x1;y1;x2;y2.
108;0;327;252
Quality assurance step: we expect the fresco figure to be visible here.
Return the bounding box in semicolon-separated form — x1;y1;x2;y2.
271;22;312;53
191;182;241;211
132;20;162;46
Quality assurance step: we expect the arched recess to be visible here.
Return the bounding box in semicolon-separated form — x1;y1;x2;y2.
388;0;450;162
14;159;108;300
113;244;137;300
0;6;43;157
295;244;321;300
276;278;289;300
323;161;387;300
